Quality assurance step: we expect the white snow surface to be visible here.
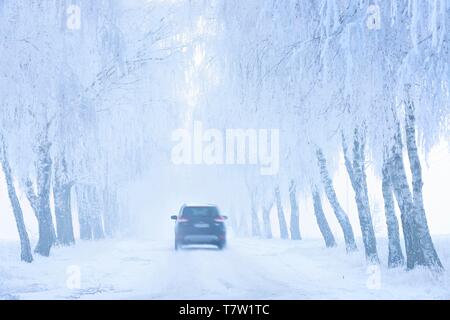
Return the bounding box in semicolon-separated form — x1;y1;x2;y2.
1;236;449;300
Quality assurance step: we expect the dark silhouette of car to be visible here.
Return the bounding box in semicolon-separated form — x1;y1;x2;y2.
171;204;227;250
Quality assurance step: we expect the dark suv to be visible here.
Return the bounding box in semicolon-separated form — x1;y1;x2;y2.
171;204;227;250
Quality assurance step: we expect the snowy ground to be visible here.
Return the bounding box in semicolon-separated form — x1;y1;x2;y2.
1;236;449;300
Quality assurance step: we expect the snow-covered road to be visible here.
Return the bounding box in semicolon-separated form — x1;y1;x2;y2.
1;237;449;299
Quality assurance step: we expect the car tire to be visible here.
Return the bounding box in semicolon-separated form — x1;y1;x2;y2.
217;241;226;250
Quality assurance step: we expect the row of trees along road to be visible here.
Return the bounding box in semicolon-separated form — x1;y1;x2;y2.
0;0;194;262
205;0;449;271
0;1;448;273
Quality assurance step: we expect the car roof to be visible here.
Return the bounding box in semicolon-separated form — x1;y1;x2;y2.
182;203;218;208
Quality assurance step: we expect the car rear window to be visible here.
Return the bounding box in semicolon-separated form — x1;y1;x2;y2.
181;206;219;219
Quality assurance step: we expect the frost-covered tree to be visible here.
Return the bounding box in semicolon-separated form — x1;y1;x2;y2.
343;129;379;263
312;186;336;248
288;180;302;240
274;185;289;239
211;0;448;270
0;136;33;263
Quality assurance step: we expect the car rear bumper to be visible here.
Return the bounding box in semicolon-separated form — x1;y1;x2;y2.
182;235;219;243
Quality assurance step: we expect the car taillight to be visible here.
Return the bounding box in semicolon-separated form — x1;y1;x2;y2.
178;217;189;222
214;216;225;222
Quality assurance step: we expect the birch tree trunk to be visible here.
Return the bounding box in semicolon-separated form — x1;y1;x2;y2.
25;140;56;256
343;130;379;263
262;202;273;239
75;184;105;240
238;213;248;237
274;186;289;239
288;180;301;240
312;186;336;248
316;149;357;252
381;157;404;268
387;124;424;269
86;185;104;239
103;187;118;237
76;184;92;240
250;190;261;237
403;86;442;269
1;140;33;262
53;156;75;245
